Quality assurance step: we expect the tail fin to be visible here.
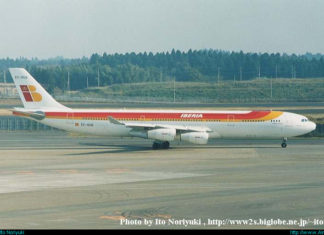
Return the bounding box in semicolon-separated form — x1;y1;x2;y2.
9;68;68;110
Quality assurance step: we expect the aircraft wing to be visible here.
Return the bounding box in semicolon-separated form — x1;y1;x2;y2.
108;116;211;133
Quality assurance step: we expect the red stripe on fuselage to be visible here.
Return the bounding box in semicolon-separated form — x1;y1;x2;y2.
45;110;271;120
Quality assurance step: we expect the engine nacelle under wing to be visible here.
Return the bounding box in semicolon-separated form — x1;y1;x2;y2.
147;128;176;141
181;132;209;144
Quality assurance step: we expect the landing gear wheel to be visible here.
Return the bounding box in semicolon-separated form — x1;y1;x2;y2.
281;142;287;148
152;141;170;150
152;142;160;150
281;137;288;148
161;141;170;149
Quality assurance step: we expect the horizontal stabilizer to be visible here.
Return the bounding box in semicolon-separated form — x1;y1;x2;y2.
12;109;45;120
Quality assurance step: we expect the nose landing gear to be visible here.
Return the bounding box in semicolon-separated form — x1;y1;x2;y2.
152;141;170;150
281;137;287;148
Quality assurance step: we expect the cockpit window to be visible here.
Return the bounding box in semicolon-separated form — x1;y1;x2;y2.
301;119;308;122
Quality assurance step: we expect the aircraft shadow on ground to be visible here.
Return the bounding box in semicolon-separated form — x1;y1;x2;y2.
64;142;281;155
66;142;152;155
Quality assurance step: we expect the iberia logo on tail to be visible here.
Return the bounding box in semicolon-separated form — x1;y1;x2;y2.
20;85;42;102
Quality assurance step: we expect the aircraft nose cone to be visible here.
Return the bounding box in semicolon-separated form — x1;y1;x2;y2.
309;121;316;131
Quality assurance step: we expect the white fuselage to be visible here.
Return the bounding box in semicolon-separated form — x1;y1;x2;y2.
9;68;317;148
17;108;316;140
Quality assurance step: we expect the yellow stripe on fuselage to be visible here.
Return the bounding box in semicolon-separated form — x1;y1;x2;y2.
257;111;283;121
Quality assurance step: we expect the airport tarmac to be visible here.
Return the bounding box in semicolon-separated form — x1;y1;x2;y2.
0;131;324;229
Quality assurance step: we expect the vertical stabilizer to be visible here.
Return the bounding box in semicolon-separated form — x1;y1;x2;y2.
9;68;68;110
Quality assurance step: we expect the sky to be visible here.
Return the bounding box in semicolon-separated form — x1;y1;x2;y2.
0;0;324;59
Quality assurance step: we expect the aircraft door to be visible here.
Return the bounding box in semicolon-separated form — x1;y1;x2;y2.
66;112;74;125
227;115;235;126
139;115;145;121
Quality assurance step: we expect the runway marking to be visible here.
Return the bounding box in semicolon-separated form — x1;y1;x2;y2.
0;171;203;194
99;215;126;221
55;169;79;174
106;168;130;174
99;214;171;221
17;171;34;175
153;214;172;219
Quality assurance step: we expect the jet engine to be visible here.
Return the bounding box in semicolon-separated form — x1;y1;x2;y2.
181;132;209;144
147;128;176;141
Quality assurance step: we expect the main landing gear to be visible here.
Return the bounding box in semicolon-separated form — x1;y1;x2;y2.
152;141;170;150
281;137;288;148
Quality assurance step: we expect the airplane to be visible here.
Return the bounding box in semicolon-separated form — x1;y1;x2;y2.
9;68;316;150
